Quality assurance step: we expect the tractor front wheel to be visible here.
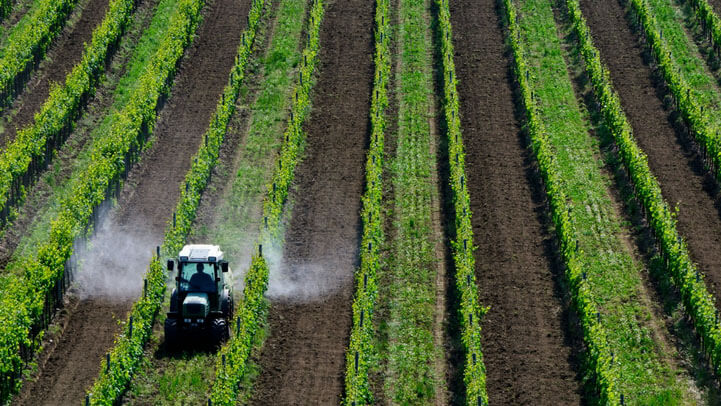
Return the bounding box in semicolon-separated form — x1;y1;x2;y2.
211;318;229;346
164;318;178;350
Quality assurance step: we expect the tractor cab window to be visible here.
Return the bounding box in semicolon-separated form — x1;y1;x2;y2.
179;262;217;292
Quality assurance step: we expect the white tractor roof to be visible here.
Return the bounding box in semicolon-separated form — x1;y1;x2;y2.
178;244;224;262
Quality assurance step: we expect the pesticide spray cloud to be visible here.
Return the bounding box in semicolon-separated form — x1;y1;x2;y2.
74;213;158;301
260;236;355;303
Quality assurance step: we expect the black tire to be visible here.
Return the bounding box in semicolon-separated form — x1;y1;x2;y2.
210;318;229;346
221;290;233;319
164;318;178;350
169;289;178;313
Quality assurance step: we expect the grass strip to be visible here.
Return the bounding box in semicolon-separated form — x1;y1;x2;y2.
342;0;389;403
86;1;267;402
569;0;721;384
504;0;696;402
0;0;205;400
434;0;487;404
209;0;325;402
0;0;78;108
383;0;441;402
0;0;138;231
198;0;306;265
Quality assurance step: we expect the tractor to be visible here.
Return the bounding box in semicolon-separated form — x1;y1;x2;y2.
164;244;233;348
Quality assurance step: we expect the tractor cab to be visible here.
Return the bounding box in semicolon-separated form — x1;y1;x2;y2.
164;244;233;348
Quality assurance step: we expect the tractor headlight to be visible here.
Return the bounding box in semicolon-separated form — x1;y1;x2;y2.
196;318;204;323
184;318;191;323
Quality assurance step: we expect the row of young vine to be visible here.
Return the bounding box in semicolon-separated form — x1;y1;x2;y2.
501;0;620;403
626;0;721;186
576;0;721;376
0;0;79;107
435;0;487;404
0;0;205;400
85;0;267;402
686;0;721;55
341;0;389;404
209;0;324;403
0;0;139;230
0;0;11;21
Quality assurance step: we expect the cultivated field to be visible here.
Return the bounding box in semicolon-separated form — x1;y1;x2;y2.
3;0;721;404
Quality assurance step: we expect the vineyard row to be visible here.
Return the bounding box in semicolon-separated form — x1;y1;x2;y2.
209;0;325;402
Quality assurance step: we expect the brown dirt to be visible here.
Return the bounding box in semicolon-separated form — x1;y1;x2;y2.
0;0;111;149
247;0;373;403
12;0;250;403
448;0;583;403
13;298;129;406
580;0;721;310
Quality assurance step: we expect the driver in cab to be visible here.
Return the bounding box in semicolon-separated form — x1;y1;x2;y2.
189;263;215;291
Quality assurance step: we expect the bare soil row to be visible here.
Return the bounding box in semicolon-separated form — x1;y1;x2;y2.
449;0;584;403
247;0;374;403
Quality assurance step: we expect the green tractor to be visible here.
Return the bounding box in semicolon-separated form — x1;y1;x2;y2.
165;244;233;348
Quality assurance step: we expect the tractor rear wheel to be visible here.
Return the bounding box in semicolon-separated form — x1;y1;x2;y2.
164;318;178;350
210;318;229;346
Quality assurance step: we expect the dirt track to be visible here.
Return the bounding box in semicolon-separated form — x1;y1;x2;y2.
448;0;583;403
13;0;249;403
248;0;373;403
0;0;111;149
579;0;721;307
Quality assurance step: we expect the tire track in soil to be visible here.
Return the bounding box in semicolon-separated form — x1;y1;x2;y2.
12;0;249;403
247;0;373;403
448;0;583;403
579;0;721;311
0;0;111;149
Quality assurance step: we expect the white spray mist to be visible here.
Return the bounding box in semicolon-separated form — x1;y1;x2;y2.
74;213;158;301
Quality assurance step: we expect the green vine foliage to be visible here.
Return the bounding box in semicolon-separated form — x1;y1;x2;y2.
85;0;267;403
628;0;721;184
342;0;389;404
687;0;721;60
502;0;620;403
435;0;488;404
0;0;206;401
0;0;139;230
0;0;79;107
0;0;10;21
579;0;721;379
210;0;325;403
